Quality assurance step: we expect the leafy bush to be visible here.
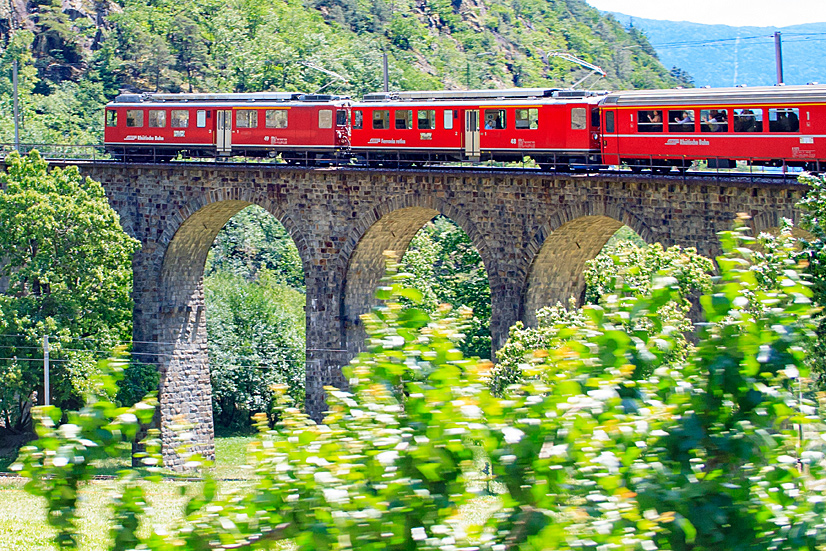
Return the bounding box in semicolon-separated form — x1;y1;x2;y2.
14;227;826;550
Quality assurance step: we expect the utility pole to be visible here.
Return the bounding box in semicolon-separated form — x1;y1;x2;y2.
13;58;19;151
43;335;50;406
383;53;389;93
774;31;784;85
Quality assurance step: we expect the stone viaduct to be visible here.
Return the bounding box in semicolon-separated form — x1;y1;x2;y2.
76;163;805;468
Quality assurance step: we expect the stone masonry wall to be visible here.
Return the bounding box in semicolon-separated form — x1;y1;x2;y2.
80;164;805;468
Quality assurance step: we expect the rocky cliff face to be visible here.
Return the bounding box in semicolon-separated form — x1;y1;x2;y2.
3;0;117;83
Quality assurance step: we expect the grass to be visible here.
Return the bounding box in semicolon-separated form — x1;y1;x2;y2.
0;434;258;551
0;434;496;550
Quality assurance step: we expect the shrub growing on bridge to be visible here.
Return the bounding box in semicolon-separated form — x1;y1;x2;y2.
14;225;826;550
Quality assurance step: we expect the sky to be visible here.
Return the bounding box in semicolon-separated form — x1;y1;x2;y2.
585;0;826;27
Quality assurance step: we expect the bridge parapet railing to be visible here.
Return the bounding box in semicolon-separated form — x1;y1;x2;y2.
0;143;109;162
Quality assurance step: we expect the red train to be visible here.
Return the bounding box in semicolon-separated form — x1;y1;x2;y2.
103;85;826;172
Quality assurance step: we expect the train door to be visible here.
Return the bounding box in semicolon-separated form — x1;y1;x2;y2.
464;109;480;160
601;108;619;165
216;109;232;155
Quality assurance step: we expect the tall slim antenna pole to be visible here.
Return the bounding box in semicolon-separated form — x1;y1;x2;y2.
774;31;784;85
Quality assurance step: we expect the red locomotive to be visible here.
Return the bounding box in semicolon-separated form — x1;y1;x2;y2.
103;92;351;163
103;84;826;173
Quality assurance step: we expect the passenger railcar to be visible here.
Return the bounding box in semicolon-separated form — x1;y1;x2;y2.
104;92;350;162
350;88;605;167
601;85;826;172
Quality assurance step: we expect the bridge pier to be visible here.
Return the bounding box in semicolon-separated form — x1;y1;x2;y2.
77;164;804;468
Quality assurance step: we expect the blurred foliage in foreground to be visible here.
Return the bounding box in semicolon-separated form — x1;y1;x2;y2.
13;220;826;550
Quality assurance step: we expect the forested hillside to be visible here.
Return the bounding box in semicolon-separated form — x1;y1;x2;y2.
0;0;686;144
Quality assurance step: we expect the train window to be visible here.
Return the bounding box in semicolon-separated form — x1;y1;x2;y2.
126;110;143;127
605;111;615;133
336;110;347;126
171;110;189;128
515;108;538;130
591;109;600;128
444;110;453;130
484;109;506;129
668;109;694;132
571;108;587;130
106;110;117;127
236;110;258;128
636;110;663;132
373;110;390;130
418;110;436;130
197;110;207;128
148;110;166;128
353;110;363;129
700;109;728;132
319;110;333;129
266;109;288;129
734;108;763;132
768;108;800;132
395;110;413;130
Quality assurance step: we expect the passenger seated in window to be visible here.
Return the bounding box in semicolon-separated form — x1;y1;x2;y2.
485;116;495;129
735;109;756;132
670;111;693;132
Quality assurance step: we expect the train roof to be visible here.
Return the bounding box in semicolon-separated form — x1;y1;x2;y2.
362;88;609;102
602;84;826;106
110;92;349;104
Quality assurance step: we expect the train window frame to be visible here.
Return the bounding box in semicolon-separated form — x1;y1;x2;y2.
605;111;615;133
395;110;413;130
668;109;695;132
196;110;207;128
126;110;144;128
571;107;587;130
336;109;347;126
373;110;390;130
266;109;288;129
768;108;800;132
636;110;663;133
444;110;453;130
700;109;728;133
418;109;436;130
353;110;363;129
484;109;506;130
733;108;763;132
106;110;118;127
236;109;258;129
171;110;189;128
515;108;538;130
319;110;333;129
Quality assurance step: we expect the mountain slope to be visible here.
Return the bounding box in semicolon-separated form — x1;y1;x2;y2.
0;0;685;144
607;13;826;87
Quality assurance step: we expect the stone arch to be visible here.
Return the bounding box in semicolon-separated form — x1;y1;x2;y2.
521;204;652;327
338;195;490;357
155;187;310;468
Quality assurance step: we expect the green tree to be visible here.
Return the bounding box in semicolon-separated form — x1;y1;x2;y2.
205;205;305;289
205;270;305;430
168;15;209;92
0;151;139;433
400;215;491;358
